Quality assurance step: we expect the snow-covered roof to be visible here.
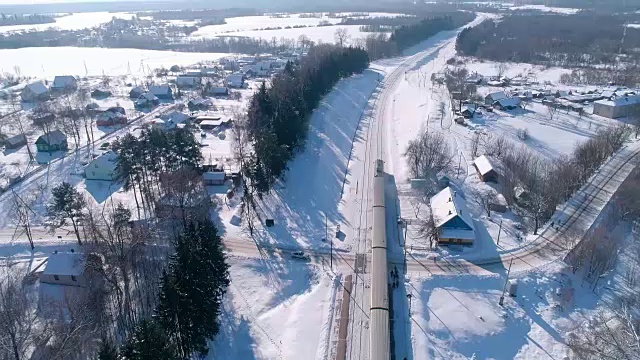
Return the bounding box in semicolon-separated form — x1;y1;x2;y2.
430;187;475;230
52;75;77;89
203;171;225;181
162;111;190;124
226;74;244;82
486;91;507;100
149;84;172;95
176;76;199;85
37;130;66;145
43;252;85;276
439;228;476;240
494;97;522;107
139;92;159;101
25;82;48;95
89;150;117;167
200;119;224;127
473;155;495;176
4;134;26;146
209;87;228;94
595;95;640;107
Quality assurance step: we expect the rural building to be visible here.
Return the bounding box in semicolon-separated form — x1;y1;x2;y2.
21;82;49;102
198;116;231;130
3;134;27;149
96;109;127;126
91;88;112;98
208;86;229;96
161;111;191;129
129;86;145;99
203;171;225;186
149;84;173;100
51;76;78;93
493;97;522;110
40;252;93;287
150;119;166;131
188;98;211;111
593;95;640;119
225;74;245;88
35;130;67;152
135;92;160;108
85;151;117;181
156;190;211;221
484;91;507;105
430;187;475;245
473;155;499;182
460;104;477;118
176;76;200;88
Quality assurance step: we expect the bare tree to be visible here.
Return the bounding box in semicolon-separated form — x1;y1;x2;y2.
405;129;453;181
546;103;559;122
334;28;350;47
0;267;42;360
9;191;36;250
479;189;499;217
469;131;482;158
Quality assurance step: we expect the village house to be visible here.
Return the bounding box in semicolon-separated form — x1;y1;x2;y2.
430;187;476;245
175;75;200;88
38;251;104;319
96;108;127;126
593;95;640;119
3;134;27;149
207;86;229;96
149;84;173;100
493;97;522;110
150;119;166;131
225;74;245;88
473;155;499;182
129;86;145;99
51;76;78;93
203;171;226;186
91;88;112;98
484;91;507;105
156;190;211;221
21;82;50;102
188;98;211;111
135;92;160;108
35;130;67;152
85;151;117;181
197;115;231;130
161;111;191;129
460;104;478;118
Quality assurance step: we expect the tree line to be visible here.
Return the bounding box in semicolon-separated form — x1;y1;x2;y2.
0;13;54;27
112;127;202;219
456;13;640;67
243;44;369;195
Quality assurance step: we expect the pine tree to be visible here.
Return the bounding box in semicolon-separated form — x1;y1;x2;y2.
95;339;118;360
121;319;177;360
155;220;229;358
47;182;87;245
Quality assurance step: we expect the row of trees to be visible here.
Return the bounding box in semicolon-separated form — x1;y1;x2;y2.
243;44;369;195
472;125;629;234
95;219;229;360
456;14;640;66
112;128;202;218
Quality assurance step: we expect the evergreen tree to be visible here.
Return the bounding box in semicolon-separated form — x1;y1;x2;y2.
156;220;229;358
121;319;177;360
47;182;87;245
95;339;118;360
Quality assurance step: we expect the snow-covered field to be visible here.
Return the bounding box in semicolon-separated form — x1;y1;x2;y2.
509;4;581;14
190;12;403;39
203;25;375;45
209;257;337;360
0;47;228;78
0;12;135;33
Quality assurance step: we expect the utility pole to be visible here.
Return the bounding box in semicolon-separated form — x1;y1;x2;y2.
496;220;503;246
457;152;462;176
499;259;513;306
402;219;409;273
407;292;413;317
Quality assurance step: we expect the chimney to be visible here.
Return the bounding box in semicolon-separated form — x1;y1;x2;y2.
70;249;75;253
448;210;452;215
53;250;58;254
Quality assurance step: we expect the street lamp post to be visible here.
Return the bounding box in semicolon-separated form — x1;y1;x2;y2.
499;259;513;306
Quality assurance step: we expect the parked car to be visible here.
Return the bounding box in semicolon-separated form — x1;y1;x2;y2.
291;251;310;260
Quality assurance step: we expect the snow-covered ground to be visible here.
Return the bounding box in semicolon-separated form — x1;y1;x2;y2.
202;25;378;45
0;12;135;34
0;47;228;77
209;257;338;360
508;4;582;14
190;12;403;39
464;60;572;85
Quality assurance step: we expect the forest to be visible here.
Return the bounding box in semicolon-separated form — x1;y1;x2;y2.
0;13;54;27
456;13;640;66
242;45;369;196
